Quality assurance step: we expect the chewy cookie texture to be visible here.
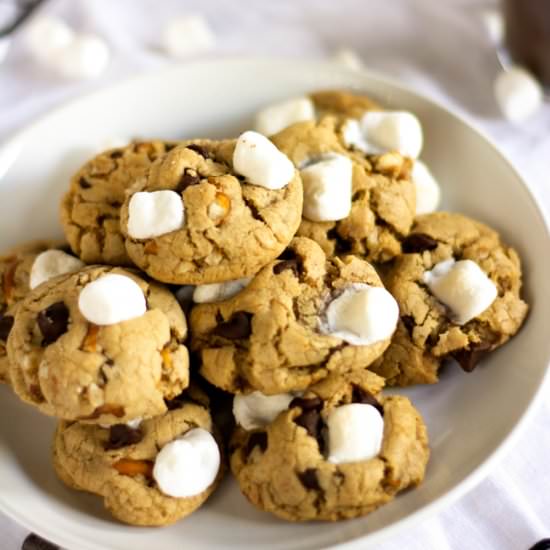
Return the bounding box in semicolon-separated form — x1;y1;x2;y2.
0;89;529;527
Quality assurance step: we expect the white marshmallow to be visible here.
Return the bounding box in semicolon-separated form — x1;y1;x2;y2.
423;259;498;325
161;15;215;59
127;190;185;239
233;391;294;430
24;15;74;63
126;418;142;430
254;97;315;136
193;277;251;304
233;131;295;190
494;66;543;123
323;283;399;346
0;38;10;65
30;249;84;289
342;119;377;154
300;154;353;222
332;47;364;71
78;274;147;326
153;428;220;498
481;9;504;45
326;403;384;464
412;160;441;215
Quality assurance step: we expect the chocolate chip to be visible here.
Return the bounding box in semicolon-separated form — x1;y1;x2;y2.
105;424;143;450
0;314;14;341
109;150;123;159
186;144;212;159
298;468;322;491
22;533;59;550
529;540;550;550
452;342;492;373
295;409;322;441
273;259;300;276
37;302;69;346
401;315;415;337
277;247;297;261
352;190;366;201
245;431;267;456
214;311;252;339
289;396;323;411
402;233;438;254
79;177;91;189
164;392;187;410
177;169;201;192
352;385;384;416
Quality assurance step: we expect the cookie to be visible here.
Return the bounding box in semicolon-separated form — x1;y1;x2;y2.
310;89;382;119
119;134;303;285
8;265;189;424
371;212;528;386
271;117;415;263
53;389;223;526
190;237;399;394
0;240;83;384
61;140;178;266
229;370;429;521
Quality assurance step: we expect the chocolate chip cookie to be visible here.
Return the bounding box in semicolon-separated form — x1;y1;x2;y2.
230;370;429;521
310;89;382;119
8;265;189;424
371;212;529;386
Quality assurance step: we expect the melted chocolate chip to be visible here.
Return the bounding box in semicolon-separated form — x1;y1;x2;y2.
452;342;492;373
214;312;252;339
109;150;123;159
0;314;14;341
289;396;323;411
245;431;268;457
79;177;91;189
273;259;300;276
177;170;201;192
401;315;415;337
298;468;322;491
105;424;144;450
295;409;322;441
402;233;438;254
37;302;69;346
186;144;212;159
22;534;59;550
352;385;384;416
278;247;297;261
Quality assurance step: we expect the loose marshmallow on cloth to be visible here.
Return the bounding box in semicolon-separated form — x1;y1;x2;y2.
78;274;147;325
300;154;353;222
233;131;295;190
30;249;84;289
49;34;110;79
412;160;441;215
24;15;74;63
161;15;215;59
153;428;220;498
332;47;364;71
233;391;295;430
193;278;252;304
127;190;185;239
326;403;384;464
254;97;315;136
494;66;543;123
323;283;399;346
423;258;498;325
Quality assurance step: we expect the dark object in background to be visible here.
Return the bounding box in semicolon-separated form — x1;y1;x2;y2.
0;0;45;38
22;533;59;550
504;0;550;87
528;539;550;550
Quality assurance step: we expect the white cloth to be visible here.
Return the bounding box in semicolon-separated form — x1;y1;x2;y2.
1;0;549;549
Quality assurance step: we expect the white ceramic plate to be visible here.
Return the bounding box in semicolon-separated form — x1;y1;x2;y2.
0;59;549;550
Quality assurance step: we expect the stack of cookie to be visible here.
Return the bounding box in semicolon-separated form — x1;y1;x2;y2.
0;89;528;526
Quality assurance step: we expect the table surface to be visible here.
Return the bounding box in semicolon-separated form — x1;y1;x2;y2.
1;0;549;549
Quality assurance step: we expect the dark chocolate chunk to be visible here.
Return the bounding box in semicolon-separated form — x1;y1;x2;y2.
245;431;268;457
0;314;14;341
186;144;212;159
298;468;322;491
401;315;416;337
402;233;438;254
105;424;143;450
78;177;91;189
452;342;492;373
22;533;59;550
37;302;69;346
109;150;123;159
352;385;384;416
214;312;252;339
294;409;322;441
177;170;201;192
289;396;322;411
273;259;300;276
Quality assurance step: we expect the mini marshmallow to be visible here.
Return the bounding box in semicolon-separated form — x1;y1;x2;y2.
193;277;252;304
300;154;353;222
161;15;215;59
233;131;295;190
254;97;316;136
126;418;142;429
327;403;384;464
78;274;147;326
127;190;185;239
153;428;220;498
332;47;364;71
423;258;498;325
481;9;504;45
494;66;543;123
30;249;84;289
342;119;376;154
412;160;441;215
233;391;295;430
323;283;399;346
24;15;74;63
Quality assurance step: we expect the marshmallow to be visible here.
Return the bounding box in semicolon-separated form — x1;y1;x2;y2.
24;15;74;64
481;9;504;45
254;97;315;136
161;15;215;59
126;418;142;430
423;259;498;325
326;403;384;464
323;284;399;346
300;154;353;222
412;160;441;215
233;131;295;190
494;66;543;123
332;47;364;71
193;277;252;304
78;274;147;325
233;391;295;430
342;119;376;154
29;249;84;289
127;190;185;239
153;428;220;498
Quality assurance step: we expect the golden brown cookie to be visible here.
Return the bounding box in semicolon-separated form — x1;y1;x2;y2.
310;89;382;119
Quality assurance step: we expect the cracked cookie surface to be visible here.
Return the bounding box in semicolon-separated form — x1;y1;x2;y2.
119;139;303;285
230;371;429;521
7;265;189;423
271;117;415;263
53;393;222;526
371;212;529;386
190;237;393;395
61;141;178;266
